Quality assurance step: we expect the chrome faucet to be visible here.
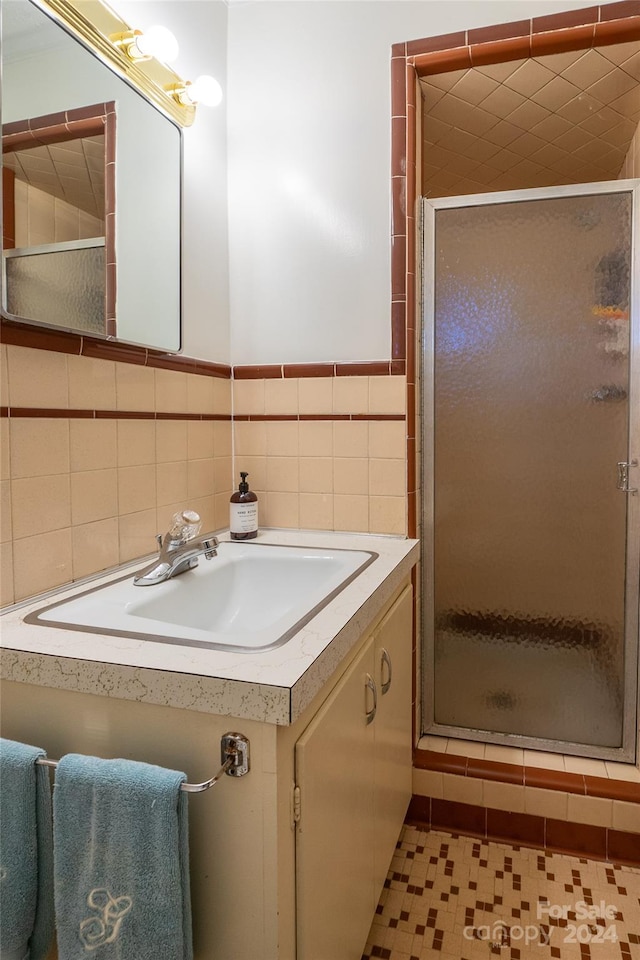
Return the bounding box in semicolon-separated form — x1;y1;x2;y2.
133;510;218;587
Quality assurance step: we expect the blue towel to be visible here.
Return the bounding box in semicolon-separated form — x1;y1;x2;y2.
0;738;55;960
53;754;192;960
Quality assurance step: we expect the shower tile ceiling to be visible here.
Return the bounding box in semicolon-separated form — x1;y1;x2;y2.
3;135;105;220
420;42;640;198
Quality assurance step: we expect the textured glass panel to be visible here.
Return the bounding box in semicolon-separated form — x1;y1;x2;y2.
432;192;631;747
5;246;105;335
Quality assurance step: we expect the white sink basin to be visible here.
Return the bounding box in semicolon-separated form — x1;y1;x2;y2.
26;541;376;652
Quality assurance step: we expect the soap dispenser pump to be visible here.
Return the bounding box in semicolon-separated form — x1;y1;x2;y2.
230;472;258;540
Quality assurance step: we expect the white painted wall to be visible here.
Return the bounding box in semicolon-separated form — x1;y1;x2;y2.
111;0;230;362
226;0;620;365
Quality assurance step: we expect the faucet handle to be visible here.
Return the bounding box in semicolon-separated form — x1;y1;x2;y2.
168;509;202;542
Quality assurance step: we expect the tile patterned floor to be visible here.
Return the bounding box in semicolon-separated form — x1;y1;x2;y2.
362;826;640;960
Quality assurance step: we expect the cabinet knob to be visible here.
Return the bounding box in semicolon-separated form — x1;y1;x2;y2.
365;673;377;725
380;647;392;695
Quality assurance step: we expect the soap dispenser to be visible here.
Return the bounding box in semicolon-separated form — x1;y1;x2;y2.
230;472;258;540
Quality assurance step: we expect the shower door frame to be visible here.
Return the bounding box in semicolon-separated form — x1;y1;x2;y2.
421;178;640;762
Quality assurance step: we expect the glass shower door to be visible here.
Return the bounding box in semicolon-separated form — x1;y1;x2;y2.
422;181;639;760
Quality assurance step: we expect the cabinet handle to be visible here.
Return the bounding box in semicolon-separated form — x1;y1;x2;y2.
365;673;377;725
380;647;392;695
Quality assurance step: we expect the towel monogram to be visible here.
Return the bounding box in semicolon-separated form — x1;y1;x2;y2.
79;888;132;950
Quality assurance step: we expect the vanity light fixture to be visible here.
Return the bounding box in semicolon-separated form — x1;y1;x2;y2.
172;76;223;108
111;25;179;64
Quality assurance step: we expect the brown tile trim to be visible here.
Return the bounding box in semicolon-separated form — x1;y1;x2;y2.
0;321;82;356
233;413;406;423
414;748;640;803
234;361;406;379
2;167;15;249
2;104;109;152
1;407;232;421
406;796;640;864
532;7;599;32
468;19;531;44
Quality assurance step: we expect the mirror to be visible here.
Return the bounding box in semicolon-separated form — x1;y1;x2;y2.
1;0;182;352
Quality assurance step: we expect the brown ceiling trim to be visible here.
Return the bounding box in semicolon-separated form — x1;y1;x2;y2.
2;104;108;153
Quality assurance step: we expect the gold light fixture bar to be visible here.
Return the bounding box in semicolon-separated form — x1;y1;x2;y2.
31;0;196;127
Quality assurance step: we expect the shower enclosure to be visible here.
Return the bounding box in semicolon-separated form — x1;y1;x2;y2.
421;181;639;761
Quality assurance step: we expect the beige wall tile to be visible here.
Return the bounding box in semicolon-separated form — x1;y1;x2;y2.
333;377;369;414
524;787;568;821
1;541;14;606
233;379;265;416
299;421;333;458
446;739;486;759
299;378;333;414
523;750;565;771
369;376;406;414
234;421;266;457
369;459;406;497
484;745;525;765
117;420;156;467
299;493;333;530
334;458;368;496
7;346;68;408
72;518;119;580
605;762;640;783
412;768;444;800
156;462;188;507
71;469;118;525
67;356;116;410
13;528;72;601
10;419;69;479
299;458;333;494
442;772;484;805
266;457;299;493
264;491;299;529
12;475;71;539
70;420;117;472
212;378;232;417
264;379;298;416
213;421;232;457
115;363;155;412
214;492;230;531
1;420;9;481
564;756;609;777
187;421;215;461
612;800;640;833
566;794;613;828
0;480;11;543
156;421;188;463
483;780;525;813
187;459;215;500
418;735;448;753
265;421;299;457
186;374;215;415
333;494;369;533
155;369;188;414
369;496;406;535
369;421;406;459
118;464;156;515
119;508;157;563
1;345;9;407
333;421;368;458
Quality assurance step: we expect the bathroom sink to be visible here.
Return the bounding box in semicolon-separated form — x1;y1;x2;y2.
26;541;377;652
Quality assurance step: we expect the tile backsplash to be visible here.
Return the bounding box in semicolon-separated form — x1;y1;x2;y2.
1;343;409;604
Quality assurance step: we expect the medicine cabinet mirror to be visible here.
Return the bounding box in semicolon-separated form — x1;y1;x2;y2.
1;0;182;352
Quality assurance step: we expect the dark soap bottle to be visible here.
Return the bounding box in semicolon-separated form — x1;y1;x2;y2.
229;472;258;540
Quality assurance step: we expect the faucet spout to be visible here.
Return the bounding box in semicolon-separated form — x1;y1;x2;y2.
133;510;219;586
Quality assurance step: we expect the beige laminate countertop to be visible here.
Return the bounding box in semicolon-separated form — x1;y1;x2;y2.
0;530;419;724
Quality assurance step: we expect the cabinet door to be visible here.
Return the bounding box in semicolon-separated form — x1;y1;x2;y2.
373;584;413;897
295;637;377;960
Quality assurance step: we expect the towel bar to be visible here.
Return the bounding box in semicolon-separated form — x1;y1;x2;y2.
35;732;250;792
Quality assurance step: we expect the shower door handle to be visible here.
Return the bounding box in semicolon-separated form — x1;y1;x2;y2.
617;459;638;494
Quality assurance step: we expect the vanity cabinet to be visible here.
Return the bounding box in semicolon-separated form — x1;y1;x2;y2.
295;585;413;960
0;578;414;960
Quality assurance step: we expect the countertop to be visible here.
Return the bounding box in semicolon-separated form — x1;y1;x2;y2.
0;530;419;724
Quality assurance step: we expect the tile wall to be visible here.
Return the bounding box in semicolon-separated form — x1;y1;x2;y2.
619;118;640;178
14;181;104;248
0;343;232;604
232;373;408;535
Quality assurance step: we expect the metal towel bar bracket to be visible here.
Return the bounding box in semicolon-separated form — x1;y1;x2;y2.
35;732;250;793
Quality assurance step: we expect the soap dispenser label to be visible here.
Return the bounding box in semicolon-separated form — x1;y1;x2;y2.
230;502;258;534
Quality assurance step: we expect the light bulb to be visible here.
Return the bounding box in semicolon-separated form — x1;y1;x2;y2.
185;75;223;107
134;25;179;63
